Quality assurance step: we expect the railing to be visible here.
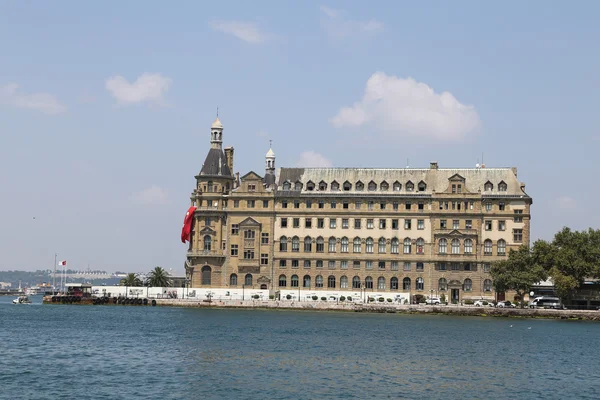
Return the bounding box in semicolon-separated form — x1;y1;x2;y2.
187;249;225;257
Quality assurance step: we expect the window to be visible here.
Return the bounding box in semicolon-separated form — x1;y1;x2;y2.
498;220;506;231
464;278;472;291
485;220;492;231
231;224;239;235
416;262;424;271
306;200;312;208
416;238;424;254
378;261;386;270
244;230;255;239
328;275;336;288
261;254;268;265
404;238;412;254
352;276;361;288
485;202;492;212
458;184;462;194
329;218;337;229
438;278;447;291
391;261;399;271
379;219;386;229
328;260;335;269
484;279;492;292
328;237;336;252
365;276;373;289
404;219;412;230
343;201;349;209
393;202;399;211
418;181;426;192
319;181;327;191
390;277;399;290
391;238;399;254
513;229;523;243
354;219;361;229
418;202;424;211
514;210;523;223
406;181;414;191
341;261;348;270
366;261;373;270
306;260;313;269
499;202;506;211
453;220;459;230
498;239;506;255
416;277;424;290
378;238;386;253
281;218;288;228
403;277;411;290
343;181;352;191
368;201;374;211
262;200;269;208
353;237;361;253
451;262;460;271
367;219;374;229
317;218;324;228
292;260;299;268
303;275;311;288
316;237;324;252
355;201;362;210
451;239;460;254
366;237;374;253
405;202;412;210
452;184;456;193
282;200;288;209
393;181;401;191
293;218;300;228
279;260;286;268
203;235;212;251
279;236;287;251
498;181;507;192
464;239;473;254
247;200;255;208
291;275;299;287
439;238;447;254
304;237;312;252
243;250;255;259
292;236;300;252
244;274;253;286
294;182;302;191
392;219;399;229
306;181;315;191
417;219;424;230
205;217;212;226
230;274;238;286
341;237;349;253
464;263;471;271
231;244;238;256
278;275;287;287
340;276;348;288
318;201;325;209
261;233;269;245
484;181;493;191
439;262;447;271
342;218;349;229
378;202;385;210
315;275;324;288
440;220;447;229
484;239;493;255
305;218;312;229
403;262;411;271
381;181;389;191
353;261;360;269
465;220;472;229
234;200;240;208
331;181;339;191
377;277;385;289
483;263;491;273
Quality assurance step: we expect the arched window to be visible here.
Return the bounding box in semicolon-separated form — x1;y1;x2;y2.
341;237;349;253
294;181;303;191
439;278;447;291
404;238;412;254
403;277;411;290
315;275;324;288
340;276;348;288
203;235;212;251
352;276;361;289
207;181;213;192
484;239;493;255
304;236;312;252
391;238;399;254
303;275;311;288
368;181;377;191
377;277;385;290
464;278;472;292
406;181;414;191
378;238;386;253
464;239;473;254
283;181;291;190
380;181;389;191
278;274;287;287
393;181;401;191
365;276;373;289
279;236;288;252
452;239;460;254
331;181;339;191
356;181;364;191
390;277;399;290
353;237;361;253
416;277;424;290
439;238;447;254
416;238;424;254
497;239;506;255
328;237;336;252
319;181;327;191
291;275;299;287
328;275;336;288
292;236;300;252
230;273;237;286
366;237;374;253
498;181;507;192
343;181;352;191
201;266;211;285
483;279;492;292
244;274;253;286
418;181;427;192
316;237;324;252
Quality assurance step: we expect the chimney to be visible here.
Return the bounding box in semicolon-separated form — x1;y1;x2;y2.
234;172;240;188
430;161;438;170
224;147;234;175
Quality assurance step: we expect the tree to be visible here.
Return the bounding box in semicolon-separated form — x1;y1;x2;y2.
490;245;547;308
120;273;142;287
146;266;172;287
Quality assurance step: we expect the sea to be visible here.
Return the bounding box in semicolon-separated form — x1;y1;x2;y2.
1;296;599;400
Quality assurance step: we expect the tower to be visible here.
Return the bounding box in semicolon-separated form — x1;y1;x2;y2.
210;117;223;149
265;143;276;186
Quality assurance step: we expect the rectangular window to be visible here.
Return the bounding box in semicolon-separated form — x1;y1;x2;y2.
294;200;300;209
330;201;337;209
329;218;337;229
391;261;399;271
247;200;255;208
380;202;386;210
305;218;312;229
248;184;256;192
366;261;373;270
293;218;300;228
326;260;334;269
317;218;324;228
340;260;348;270
279;260;286;268
292;260;299;268
483;263;491;273
316;260;322;269
439;262;446;271
379;219;386;229
485;220;492;231
416;262;424;271
368;201;374;211
405;202;412;210
243;250;255;259
355;201;362;210
403;262;411;271
306;200;312;209
205;217;212;226
417;219;424;230
485;202;492;212
305;260;312;269
470;201;474;210
392;219;399;229
343;201;349;209
342;218;349;229
244;230;255;239
440;220;447;229
498;220;506;231
378;261;386;270
452;184;456;193
404;219;411;230
261;254;268;265
465;220;472;229
261;233;269;244
354;219;361;229
263;200;269;208
514;210;523;223
499;202;505;211
318;201;324;209
367;219;374;229
514;229;523;243
393;202;399;211
418;202;424;211
282;200;288;208
353;261;361;269
281;218;288;228
453;220;459;230
464;263;471;271
231;224;239;235
451;262;460;271
234;200;240;208
230;244;238;256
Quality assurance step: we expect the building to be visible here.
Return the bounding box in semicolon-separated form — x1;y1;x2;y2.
185;118;532;303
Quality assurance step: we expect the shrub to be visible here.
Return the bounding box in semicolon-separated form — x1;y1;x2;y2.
368;297;375;302
387;298;392;303
252;294;260;300
464;299;474;305
378;297;384;302
340;296;346;302
403;299;408;304
440;294;446;303
347;296;352;301
269;295;274;300
321;297;327;301
286;294;292;300
312;295;318;301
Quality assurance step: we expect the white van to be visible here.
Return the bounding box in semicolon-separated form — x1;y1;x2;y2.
530;296;563;309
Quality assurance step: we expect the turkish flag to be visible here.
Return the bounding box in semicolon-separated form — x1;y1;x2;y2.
181;206;197;243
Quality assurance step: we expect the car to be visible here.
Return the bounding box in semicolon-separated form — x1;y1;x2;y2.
496;300;516;308
474;299;492;307
425;297;442;305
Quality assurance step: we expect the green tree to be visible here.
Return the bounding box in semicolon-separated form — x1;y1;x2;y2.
146;266;172;287
490;245;547;308
120;273;142;287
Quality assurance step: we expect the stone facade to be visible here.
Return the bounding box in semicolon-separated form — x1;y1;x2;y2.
186;118;532;303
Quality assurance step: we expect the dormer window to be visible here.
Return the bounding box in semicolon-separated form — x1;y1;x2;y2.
294;181;303;191
393;181;401;191
368;181;377;191
282;181;291;190
356;181;364;191
306;181;315;191
484;181;493;192
331;181;339;191
380;181;389;191
318;181;327;191
343;181;352;191
498;181;507;192
406;181;414;192
417;181;427;192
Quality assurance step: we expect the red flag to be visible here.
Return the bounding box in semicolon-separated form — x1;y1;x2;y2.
181;206;197;243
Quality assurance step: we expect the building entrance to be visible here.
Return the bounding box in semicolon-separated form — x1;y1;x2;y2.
451;288;460;304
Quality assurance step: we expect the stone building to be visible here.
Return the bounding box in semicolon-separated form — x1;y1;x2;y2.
186;118;532;303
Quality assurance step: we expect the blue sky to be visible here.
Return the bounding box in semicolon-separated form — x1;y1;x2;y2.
1;1;598;273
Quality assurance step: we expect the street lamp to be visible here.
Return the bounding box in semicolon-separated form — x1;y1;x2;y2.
242;284;245;301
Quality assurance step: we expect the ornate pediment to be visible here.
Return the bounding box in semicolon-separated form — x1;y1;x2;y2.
257;275;271;284
448;280;462;286
241;171;263;181
239;217;261;227
448;173;465;182
199;226;216;235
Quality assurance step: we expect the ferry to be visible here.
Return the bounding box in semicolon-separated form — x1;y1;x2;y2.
13;295;32;304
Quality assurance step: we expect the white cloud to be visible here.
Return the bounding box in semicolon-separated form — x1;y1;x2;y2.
296;151;333;168
209;20;267;44
133;185;168;205
105;73;172;104
0;83;66;115
330;72;481;141
556;196;576;210
320;6;383;38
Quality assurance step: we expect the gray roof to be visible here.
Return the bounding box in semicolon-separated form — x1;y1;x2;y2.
198;148;232;178
276;167;528;197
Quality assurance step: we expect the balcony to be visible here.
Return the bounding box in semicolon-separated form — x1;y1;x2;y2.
187;249;226;258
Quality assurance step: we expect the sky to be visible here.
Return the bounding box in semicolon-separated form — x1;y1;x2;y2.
1;1;599;273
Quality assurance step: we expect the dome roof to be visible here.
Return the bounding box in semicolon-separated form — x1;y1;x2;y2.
266;147;275;158
211;117;223;129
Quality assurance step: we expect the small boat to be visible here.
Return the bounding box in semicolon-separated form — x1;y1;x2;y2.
13;295;32;304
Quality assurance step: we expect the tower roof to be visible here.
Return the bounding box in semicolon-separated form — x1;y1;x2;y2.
199;148;232;178
211;117;223;129
266;147;275;158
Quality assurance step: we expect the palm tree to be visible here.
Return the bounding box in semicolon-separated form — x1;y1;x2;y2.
146;266;172;287
120;273;143;287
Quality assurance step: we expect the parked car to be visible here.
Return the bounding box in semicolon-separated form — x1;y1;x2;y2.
529;296;563;309
496;301;516;308
425;297;442;305
474;299;492;307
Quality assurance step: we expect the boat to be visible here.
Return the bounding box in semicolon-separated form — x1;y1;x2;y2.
13;295;32;304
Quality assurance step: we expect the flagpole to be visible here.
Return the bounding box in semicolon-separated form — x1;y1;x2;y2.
53;253;57;294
